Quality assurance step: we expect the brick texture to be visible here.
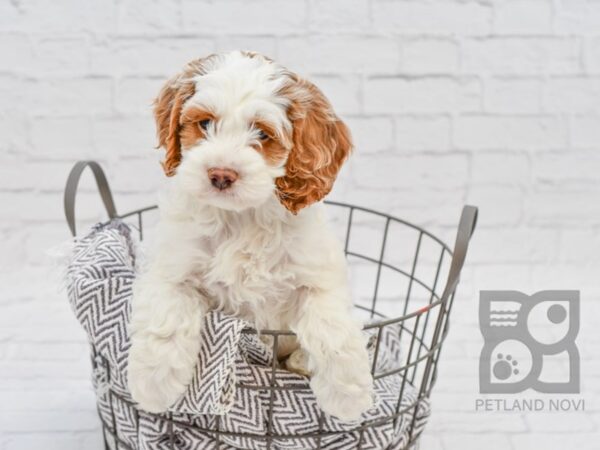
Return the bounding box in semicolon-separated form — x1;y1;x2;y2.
1;1;599;449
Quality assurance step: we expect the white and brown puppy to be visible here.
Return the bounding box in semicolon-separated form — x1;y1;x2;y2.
127;51;373;421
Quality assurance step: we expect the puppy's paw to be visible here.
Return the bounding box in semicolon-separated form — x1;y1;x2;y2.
284;348;311;377
128;279;204;413
311;364;374;422
127;336;198;413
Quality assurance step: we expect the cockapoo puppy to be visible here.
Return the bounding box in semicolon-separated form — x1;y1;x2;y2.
127;51;374;422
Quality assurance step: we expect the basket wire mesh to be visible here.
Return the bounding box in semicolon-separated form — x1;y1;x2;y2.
64;161;477;450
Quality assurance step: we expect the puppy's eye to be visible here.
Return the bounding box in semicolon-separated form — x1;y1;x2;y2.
258;130;269;141
198;119;211;131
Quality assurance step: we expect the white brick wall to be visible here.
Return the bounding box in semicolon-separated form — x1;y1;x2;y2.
1;0;599;449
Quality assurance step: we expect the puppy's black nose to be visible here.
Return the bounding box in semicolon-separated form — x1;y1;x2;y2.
208;168;238;190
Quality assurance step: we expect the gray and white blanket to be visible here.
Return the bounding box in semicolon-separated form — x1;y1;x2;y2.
66;221;430;449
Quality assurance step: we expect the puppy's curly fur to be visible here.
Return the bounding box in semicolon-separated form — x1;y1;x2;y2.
127;51;374;421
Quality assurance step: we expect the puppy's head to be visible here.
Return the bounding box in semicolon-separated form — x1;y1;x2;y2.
154;51;352;214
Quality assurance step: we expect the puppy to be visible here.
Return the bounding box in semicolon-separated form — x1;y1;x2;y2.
127;51;373;422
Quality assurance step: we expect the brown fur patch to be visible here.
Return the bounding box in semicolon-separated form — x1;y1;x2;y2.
275;75;353;214
180;108;215;150
255;137;290;166
153;57;213;176
253;119;291;166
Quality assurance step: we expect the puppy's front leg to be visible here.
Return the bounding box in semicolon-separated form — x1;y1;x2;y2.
292;288;374;422
128;272;205;413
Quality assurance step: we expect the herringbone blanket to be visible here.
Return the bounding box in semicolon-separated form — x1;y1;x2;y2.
67;221;430;449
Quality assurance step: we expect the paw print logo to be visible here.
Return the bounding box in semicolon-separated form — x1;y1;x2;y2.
479;291;579;394
494;353;519;380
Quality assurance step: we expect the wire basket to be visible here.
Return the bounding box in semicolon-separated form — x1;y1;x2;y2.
64;161;477;450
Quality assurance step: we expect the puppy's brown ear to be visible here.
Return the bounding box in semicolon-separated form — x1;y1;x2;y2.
276;77;352;214
153;59;205;176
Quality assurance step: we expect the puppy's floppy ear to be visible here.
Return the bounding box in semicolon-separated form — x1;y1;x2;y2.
153;59;205;176
276;76;352;214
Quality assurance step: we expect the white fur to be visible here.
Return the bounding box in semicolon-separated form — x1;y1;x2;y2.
128;51;374;421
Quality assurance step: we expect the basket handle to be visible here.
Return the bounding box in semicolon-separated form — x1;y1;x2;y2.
440;205;478;302
64;160;118;237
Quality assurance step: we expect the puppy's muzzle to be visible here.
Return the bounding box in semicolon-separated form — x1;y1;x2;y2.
208;168;239;191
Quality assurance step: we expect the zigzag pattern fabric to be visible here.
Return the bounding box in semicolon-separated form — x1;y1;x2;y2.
67;221;430;449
